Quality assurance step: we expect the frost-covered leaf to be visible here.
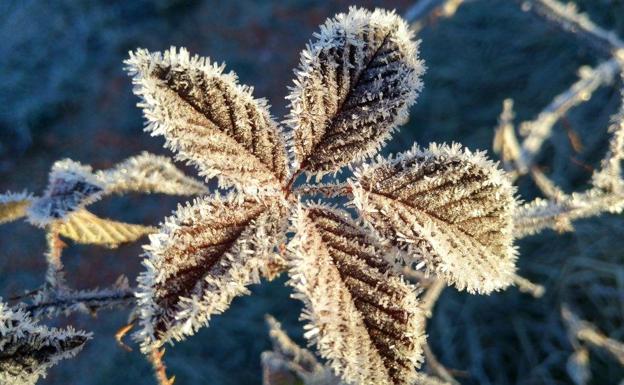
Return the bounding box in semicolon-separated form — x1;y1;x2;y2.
0;300;91;385
262;315;342;385
352;143;517;294
126;47;288;193
56;209;156;247
135;193;290;352
286;7;424;176
99;152;208;196
288;204;425;385
0;191;33;225
27;160;105;227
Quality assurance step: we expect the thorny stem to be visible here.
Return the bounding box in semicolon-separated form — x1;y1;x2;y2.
150;348;175;385
283;168;304;200
45;225;67;289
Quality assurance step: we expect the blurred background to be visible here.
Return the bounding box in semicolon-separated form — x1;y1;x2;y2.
1;0;624;384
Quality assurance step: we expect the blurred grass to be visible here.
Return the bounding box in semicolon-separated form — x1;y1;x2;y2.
1;0;624;384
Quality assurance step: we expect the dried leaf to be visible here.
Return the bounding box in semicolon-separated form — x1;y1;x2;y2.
99;152;208;196
0;191;33;225
286;7;424;176
135;193;289;352
27;160;105;227
352;143;517;294
0;300;91;385
57;209;156;247
126;47;289;193
288;204;425;385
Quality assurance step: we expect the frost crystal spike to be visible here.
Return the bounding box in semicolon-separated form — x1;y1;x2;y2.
286;7;425;176
352;143;518;294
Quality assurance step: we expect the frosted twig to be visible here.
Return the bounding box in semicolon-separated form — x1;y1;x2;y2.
493;99;522;177
512;274;545;298
562;305;624;366
515;92;624;238
516;59;620;177
517;0;624;56
25;287;136;318
530;167;566;201
592;104;624;192
514;187;624;238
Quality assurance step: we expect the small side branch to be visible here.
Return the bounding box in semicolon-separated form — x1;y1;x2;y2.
562;305;624;366
421;279;446;318
25;287;136;318
513;274;545;298
423;344;460;385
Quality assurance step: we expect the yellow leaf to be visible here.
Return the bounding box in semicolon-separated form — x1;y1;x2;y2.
0;193;32;225
57;209;156;247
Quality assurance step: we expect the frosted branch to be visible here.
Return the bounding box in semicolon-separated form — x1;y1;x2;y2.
518;0;624;56
26;285;136;319
516;58;620;177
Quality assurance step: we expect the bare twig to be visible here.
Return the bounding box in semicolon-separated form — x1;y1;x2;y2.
423;344;460;385
421;279;446;318
530;167;566;202
512;274;546;298
562;305;624;366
